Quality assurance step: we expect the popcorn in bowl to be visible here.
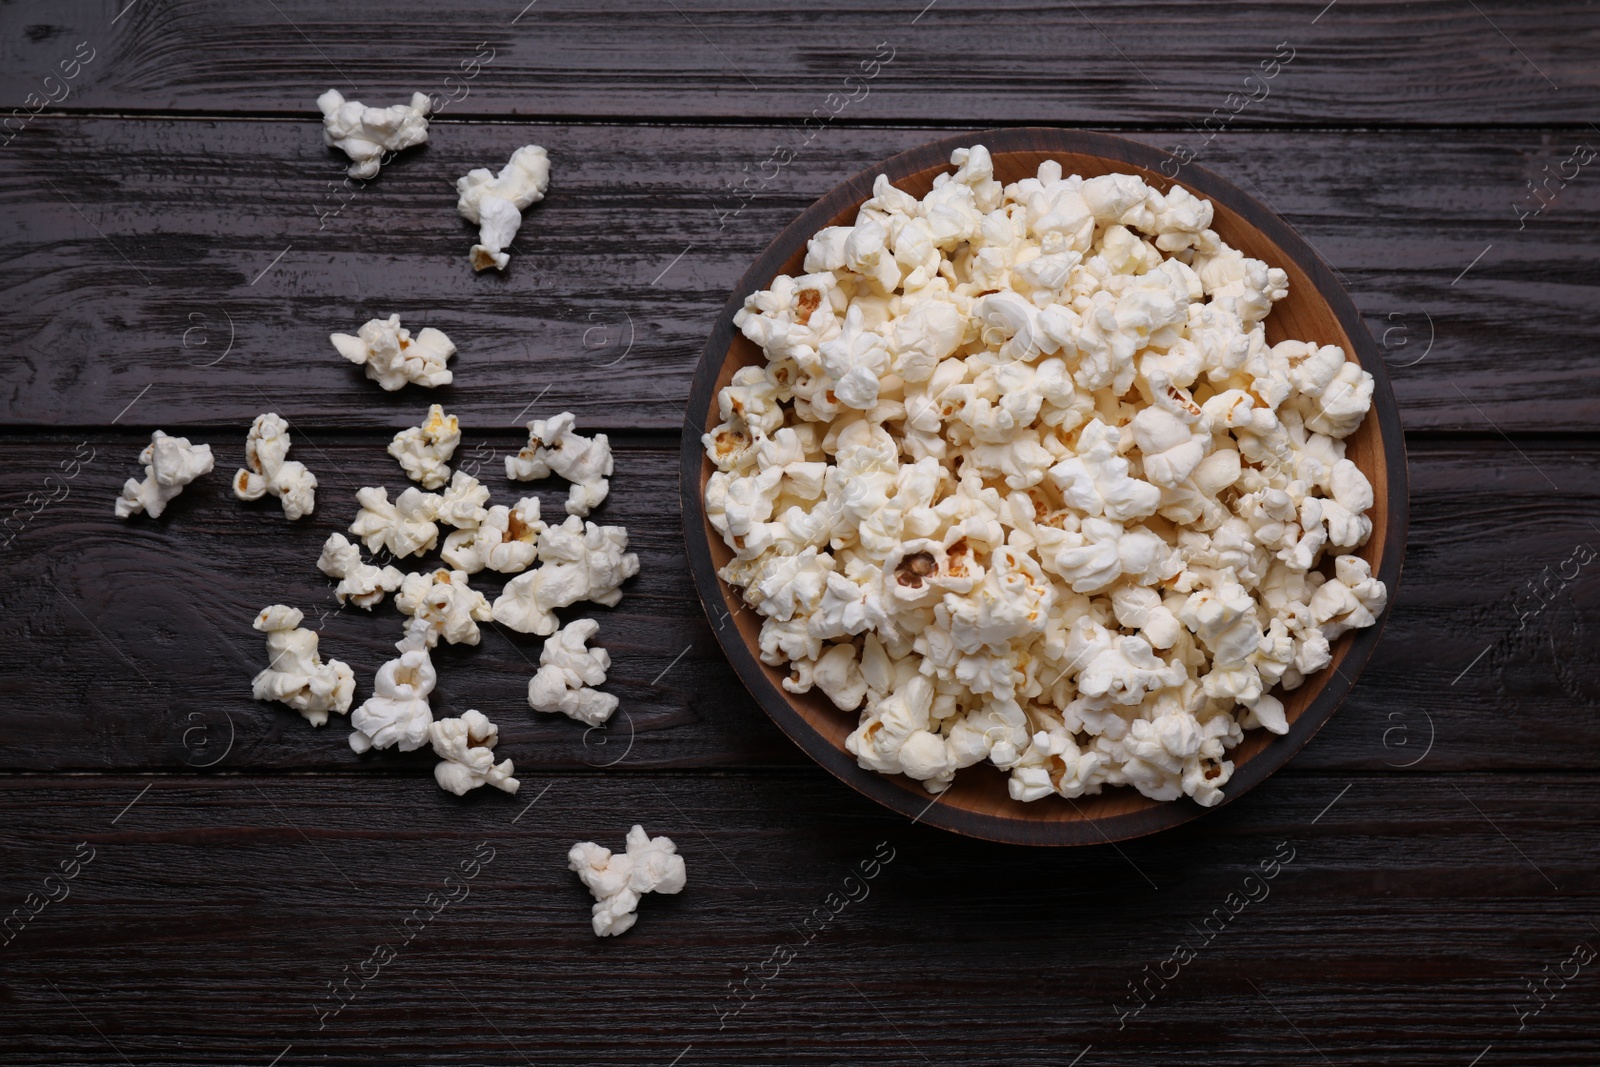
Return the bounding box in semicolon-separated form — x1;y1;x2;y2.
702;145;1386;808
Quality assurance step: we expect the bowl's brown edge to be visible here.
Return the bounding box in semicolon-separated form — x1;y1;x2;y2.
679;127;1409;847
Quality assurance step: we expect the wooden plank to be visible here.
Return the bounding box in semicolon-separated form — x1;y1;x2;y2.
0;771;1595;1065
1;1;1595;124
1;434;1596;775
2;118;1598;433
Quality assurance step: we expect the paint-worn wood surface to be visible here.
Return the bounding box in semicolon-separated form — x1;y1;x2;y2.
0;773;1595;1066
2;1;1597;123
0;1;1596;1063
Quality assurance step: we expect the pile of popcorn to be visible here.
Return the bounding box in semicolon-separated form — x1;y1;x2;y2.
704;146;1387;808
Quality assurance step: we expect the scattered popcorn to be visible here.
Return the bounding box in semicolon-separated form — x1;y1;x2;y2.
527;618;618;726
456;145;550;271
506;412;612;516
114;430;214;519
708;146;1388;809
250;604;355;726
331;315;455;391
317;532;404;609
395;568;493;648
349;485;441;558
568;825;686;937
491;515;639;635
233;413;317;520
388;404;460;489
349;647;435;753
430;709;520;795
317;89;431;180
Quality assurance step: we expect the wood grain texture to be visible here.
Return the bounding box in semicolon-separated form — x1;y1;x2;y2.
1;1;1596;124
1;119;1598;433
2;434;1595;775
0;772;1595;1066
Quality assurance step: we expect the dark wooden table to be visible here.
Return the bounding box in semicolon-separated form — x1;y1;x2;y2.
3;2;1598;1064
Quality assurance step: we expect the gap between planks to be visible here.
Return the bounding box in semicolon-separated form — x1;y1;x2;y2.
9;110;1600;134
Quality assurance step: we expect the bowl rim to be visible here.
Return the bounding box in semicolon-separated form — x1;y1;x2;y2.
680;126;1409;846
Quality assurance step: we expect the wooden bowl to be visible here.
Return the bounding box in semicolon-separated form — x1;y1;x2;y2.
680;128;1408;846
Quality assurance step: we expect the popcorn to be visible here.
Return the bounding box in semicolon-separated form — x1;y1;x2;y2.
435;470;491;530
442;496;545;574
818;304;892;410
506;412;612;516
317;89;431;180
707;146;1387;808
115;431;214;519
568;825;686;937
1053;517;1178;594
1078;635;1187;706
1308;554;1388;640
233;413;317;519
971;291;1044;364
1047;420;1160;522
845;675;951;790
349;485;441;558
430;709;520;795
527;618;618;726
729;544;835;620
1298;362;1376;438
395;568;493;648
349;647;435;753
1110;584;1182;649
317;532;404;609
250;605;354;726
733;272;846;372
1129;406;1207;489
330;315;455;392
890;299;964;381
456;145;550;271
800;641;868;710
387;404;460;489
491;516;639;635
